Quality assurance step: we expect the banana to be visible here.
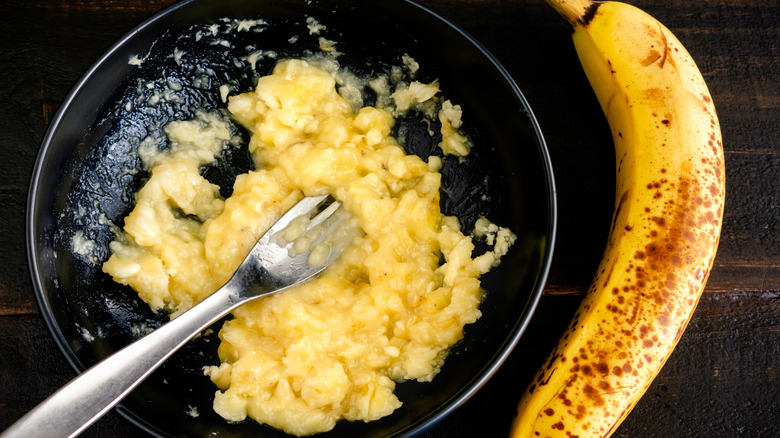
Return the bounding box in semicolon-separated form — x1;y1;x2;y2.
510;1;724;437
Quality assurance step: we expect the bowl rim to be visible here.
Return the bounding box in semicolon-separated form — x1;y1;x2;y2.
26;0;557;436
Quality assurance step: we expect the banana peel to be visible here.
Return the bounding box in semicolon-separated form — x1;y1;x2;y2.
510;1;725;436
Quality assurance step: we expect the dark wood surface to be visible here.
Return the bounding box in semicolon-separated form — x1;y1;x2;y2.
1;0;777;436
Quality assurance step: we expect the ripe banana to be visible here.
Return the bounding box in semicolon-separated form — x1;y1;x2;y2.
510;1;724;437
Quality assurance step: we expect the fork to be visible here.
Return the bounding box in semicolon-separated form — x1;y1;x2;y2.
2;195;350;438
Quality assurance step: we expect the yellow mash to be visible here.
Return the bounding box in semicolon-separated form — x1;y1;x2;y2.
103;59;515;436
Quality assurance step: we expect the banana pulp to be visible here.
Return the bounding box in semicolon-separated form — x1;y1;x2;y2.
511;1;724;437
103;59;516;436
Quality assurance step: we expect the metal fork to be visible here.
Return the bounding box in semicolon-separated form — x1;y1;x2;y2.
3;195;350;438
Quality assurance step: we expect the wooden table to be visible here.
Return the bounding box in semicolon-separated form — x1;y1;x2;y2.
1;0;777;436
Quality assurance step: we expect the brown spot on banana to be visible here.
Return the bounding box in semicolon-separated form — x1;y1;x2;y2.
610;189;630;235
641;50;662;67
656;23;669;68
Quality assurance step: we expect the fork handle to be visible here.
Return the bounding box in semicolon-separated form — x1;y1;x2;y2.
1;285;240;438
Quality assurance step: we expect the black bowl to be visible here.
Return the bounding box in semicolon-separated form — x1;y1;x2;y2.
26;0;556;436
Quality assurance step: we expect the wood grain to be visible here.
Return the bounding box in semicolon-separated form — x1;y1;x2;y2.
0;0;778;436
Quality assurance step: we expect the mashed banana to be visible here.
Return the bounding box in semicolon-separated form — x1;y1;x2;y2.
103;59;515;435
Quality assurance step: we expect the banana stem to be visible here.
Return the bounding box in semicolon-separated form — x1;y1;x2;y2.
543;0;596;26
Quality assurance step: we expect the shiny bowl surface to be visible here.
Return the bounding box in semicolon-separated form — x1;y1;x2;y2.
27;0;556;436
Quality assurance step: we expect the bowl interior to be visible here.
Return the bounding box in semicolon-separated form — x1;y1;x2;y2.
27;0;555;436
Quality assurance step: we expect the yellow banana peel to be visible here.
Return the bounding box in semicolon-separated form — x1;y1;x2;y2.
510;1;725;437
